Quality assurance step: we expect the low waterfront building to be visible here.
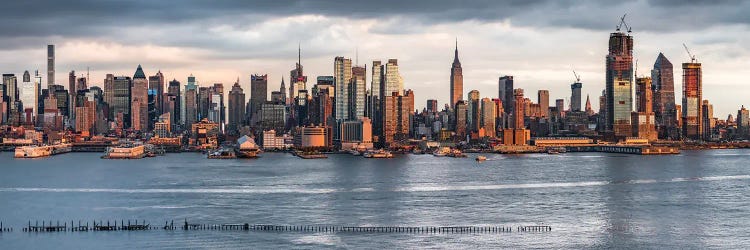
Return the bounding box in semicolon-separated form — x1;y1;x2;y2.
339;117;373;150
532;137;594;147
261;130;286;150
294;125;328;150
191;118;220;148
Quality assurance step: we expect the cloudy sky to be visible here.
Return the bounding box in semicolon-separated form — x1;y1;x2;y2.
1;0;749;117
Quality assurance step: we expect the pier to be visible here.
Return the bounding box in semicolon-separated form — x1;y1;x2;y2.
14;219;551;235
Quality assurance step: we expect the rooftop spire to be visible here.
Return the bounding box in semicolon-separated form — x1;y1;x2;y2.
298;42;301;67
452;37;461;66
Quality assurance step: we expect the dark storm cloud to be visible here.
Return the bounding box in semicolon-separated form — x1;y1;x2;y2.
7;0;750;32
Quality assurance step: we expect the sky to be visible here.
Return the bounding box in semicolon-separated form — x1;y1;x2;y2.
1;0;749;117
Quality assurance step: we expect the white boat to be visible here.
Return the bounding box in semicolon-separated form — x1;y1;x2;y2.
475;155;487;161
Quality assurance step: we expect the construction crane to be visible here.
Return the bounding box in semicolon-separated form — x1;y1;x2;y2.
683;43;697;63
634;59;638;77
572;70;581;83
616;14;632;33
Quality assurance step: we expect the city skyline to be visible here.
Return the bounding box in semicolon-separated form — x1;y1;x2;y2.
0;1;749;117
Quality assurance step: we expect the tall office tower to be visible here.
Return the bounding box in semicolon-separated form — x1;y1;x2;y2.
371;61;384;139
585;95;594;116
68;70;76;103
652;53;678;139
426;99;438;113
184;88;198;128
498;76;514;115
131;65;148;132
350;69;366;120
167;79;181;125
350;65;366;120
570;82;582;112
538;90;550;117
467;90;480;132
279;77;287;105
294;89;309;126
47;45;54;87
164;78;182;124
183;74;197;125
454;100;468;139
384;59;403;97
19;71;38;123
197;87;211;120
632;77;657;141
111;76;131;127
149;70;164;114
480;97;495;138
635;77;653;113
598;90;607;130
290;46;307;105
450;40;463;107
249;74;268;120
702;100;715;140
605;27;634;137
3;74;18;125
211;83;225;125
382;89;414;145
49;85;69;121
103;74;114;110
76;77;87;92
513;89;525;129
147;89;158;131
311;83;334;126
34;71;43;117
555;99;565;117
334;56;352;121
737;105;749;138
370;61;382;115
682;61;702;140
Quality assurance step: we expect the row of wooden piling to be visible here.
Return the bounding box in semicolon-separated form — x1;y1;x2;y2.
13;220;551;234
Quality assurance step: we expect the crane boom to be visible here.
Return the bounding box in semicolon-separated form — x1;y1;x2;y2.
683;43;696;63
572;70;580;83
616;14;632;33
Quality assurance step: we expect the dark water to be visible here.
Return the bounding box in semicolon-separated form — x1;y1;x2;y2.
1;150;749;249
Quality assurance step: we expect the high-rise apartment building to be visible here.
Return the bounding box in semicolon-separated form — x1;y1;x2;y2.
47;45;54;87
570;82;582;112
334;56;352;121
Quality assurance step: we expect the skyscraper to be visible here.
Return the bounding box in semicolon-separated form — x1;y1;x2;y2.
290;45;307;106
426;99;438;113
652;52;678;139
538;90;549;117
110;76;131;128
513;89;525;129
47;45;54;87
131;65;149;132
384;59;403;97
480;97;495;138
450;40;463;107
19;70;38;123
682;61;702;140
632;77;657;141
382;89;414;145
334;56;352;121
249;74;268;120
570;82;582;112
167;79;181;125
605;27;634;137
350;65;366;120
149;71;165;115
498;76;514;116
468;90;480;132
